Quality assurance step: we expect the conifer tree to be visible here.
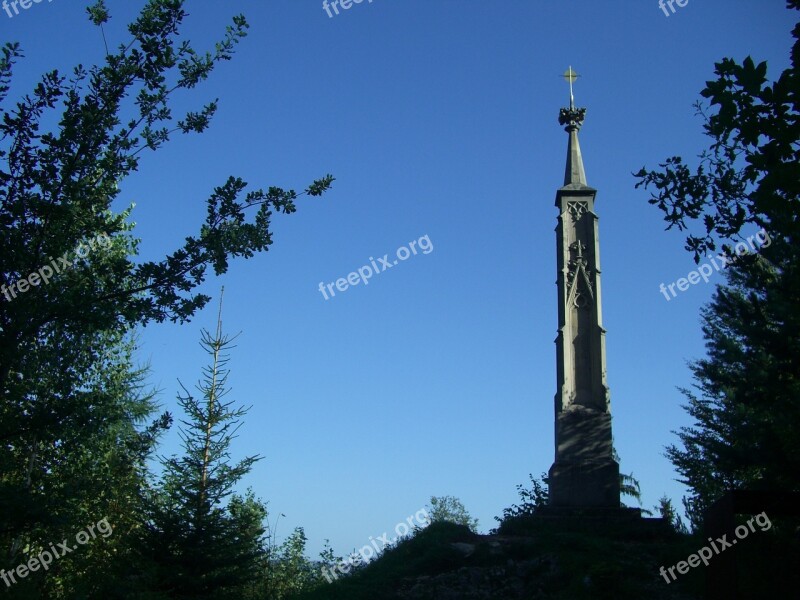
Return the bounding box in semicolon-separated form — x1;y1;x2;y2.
146;292;267;599
0;327;170;600
635;3;800;529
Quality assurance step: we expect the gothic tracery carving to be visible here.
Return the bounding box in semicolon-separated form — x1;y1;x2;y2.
566;240;594;307
567;201;588;222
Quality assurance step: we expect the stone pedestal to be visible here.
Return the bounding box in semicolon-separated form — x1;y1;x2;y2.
548;458;620;508
548;407;620;507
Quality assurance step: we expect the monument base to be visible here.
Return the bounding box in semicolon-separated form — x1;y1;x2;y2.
548;458;620;508
535;505;642;519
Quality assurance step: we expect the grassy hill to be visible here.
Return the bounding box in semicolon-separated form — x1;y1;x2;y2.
293;517;703;600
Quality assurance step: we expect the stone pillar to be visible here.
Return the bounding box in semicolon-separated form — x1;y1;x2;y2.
548;106;620;509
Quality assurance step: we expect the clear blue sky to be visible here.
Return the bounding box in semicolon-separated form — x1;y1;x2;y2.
3;1;796;557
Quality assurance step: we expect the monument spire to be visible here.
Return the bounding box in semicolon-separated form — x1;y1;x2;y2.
560;67;588;187
547;68;621;509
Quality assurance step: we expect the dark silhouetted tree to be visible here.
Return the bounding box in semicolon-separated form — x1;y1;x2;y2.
634;2;799;528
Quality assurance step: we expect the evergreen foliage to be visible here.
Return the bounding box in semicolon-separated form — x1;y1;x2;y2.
635;2;800;529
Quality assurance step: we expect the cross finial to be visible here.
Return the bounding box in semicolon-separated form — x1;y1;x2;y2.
563;66;579;110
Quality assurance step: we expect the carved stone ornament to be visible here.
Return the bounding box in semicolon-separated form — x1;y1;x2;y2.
567;240;594;306
558;106;586;130
567;201;588;222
